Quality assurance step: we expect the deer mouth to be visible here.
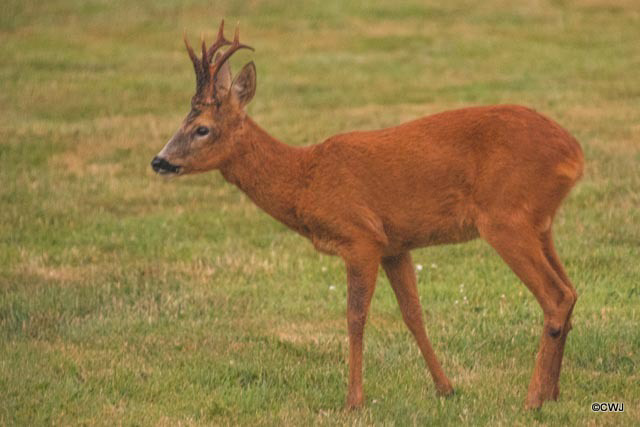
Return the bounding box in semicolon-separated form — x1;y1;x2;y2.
151;156;182;176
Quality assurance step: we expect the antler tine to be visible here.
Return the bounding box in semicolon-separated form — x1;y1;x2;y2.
183;30;200;67
210;23;254;82
232;24;255;52
200;36;209;75
184;29;208;92
205;19;232;64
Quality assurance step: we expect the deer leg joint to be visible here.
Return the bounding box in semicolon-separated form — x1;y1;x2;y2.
548;326;562;338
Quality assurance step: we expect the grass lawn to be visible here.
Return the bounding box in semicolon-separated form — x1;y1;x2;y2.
1;0;639;425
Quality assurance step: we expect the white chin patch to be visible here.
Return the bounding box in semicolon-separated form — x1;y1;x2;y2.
157;169;180;177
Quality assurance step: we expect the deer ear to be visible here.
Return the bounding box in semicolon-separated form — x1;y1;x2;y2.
213;53;232;98
231;61;256;108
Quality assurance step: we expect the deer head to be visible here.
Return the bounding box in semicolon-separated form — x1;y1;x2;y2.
151;20;256;176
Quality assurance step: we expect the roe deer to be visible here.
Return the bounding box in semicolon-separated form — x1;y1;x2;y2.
151;21;584;409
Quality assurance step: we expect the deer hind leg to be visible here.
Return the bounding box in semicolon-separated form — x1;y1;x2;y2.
540;229;578;400
381;252;453;396
343;243;381;409
478;219;576;409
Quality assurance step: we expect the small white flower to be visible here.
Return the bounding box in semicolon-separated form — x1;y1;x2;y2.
431;263;438;268
372;399;378;404
329;285;336;291
454;300;459;304
321;266;328;272
416;264;423;272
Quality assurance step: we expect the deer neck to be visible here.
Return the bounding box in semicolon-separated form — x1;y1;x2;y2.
220;117;307;231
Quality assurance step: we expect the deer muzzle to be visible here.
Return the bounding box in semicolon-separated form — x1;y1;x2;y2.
151;156;181;175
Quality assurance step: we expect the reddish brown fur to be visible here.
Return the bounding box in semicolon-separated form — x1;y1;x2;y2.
152;22;584;410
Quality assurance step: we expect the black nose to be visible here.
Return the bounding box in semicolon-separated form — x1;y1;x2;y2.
151;156;180;174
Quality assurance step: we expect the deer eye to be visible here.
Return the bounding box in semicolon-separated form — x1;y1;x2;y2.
195;126;209;137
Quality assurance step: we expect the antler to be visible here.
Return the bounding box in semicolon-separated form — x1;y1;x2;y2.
183;20;253;105
206;20;232;63
184;30;207;94
209;25;254;87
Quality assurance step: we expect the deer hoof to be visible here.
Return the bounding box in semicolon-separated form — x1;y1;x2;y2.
436;381;454;397
525;393;544;410
345;391;364;410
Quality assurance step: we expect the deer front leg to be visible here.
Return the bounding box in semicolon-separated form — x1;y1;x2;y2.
382;252;453;396
343;244;381;409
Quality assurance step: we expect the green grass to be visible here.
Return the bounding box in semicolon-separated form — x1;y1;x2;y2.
1;0;639;425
